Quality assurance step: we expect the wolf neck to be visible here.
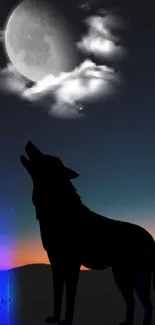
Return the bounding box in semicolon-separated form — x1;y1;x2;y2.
32;178;83;207
32;183;85;219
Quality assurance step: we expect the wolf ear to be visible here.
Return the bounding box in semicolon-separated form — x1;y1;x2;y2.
65;167;79;179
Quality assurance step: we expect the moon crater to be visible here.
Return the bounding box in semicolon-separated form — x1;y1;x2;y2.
4;0;78;82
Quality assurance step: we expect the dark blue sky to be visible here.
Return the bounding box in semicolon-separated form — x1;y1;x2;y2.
0;0;155;268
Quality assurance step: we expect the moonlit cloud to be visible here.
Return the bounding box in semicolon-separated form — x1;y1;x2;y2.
77;14;125;59
0;8;125;118
0;29;4;41
21;59;119;118
0;63;29;94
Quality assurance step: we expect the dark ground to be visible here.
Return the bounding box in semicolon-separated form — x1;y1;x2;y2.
0;264;155;325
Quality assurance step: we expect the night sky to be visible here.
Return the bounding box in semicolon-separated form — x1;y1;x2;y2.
0;0;155;270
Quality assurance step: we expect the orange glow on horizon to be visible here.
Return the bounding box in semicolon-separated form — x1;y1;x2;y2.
1;223;155;270
1;238;90;270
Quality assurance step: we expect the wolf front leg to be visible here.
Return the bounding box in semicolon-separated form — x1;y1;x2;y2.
45;253;65;324
64;262;80;325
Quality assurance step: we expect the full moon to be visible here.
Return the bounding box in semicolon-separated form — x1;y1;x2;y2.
4;0;79;82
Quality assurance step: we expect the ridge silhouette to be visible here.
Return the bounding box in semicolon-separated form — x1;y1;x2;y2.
21;141;155;325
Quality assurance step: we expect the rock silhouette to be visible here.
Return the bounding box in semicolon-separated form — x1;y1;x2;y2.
21;141;155;325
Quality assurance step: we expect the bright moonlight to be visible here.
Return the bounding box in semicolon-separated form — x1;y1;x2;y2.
4;0;78;82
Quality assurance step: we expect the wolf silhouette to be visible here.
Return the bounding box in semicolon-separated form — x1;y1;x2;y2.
21;141;155;325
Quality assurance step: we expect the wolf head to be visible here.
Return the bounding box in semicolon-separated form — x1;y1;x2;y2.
21;141;82;220
20;141;79;181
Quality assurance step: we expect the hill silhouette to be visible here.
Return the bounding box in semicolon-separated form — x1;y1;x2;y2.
0;264;155;325
19;141;155;325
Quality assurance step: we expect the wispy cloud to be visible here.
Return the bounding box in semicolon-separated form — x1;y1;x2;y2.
0;8;125;119
0;63;28;94
0;29;4;41
77;14;125;59
21;59;119;118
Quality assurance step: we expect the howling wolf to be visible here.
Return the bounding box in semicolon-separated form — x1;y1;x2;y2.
21;141;155;325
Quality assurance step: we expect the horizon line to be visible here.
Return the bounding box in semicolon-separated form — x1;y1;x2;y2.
0;262;90;271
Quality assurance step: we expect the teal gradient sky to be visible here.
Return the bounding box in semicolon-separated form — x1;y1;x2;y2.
0;0;155;270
